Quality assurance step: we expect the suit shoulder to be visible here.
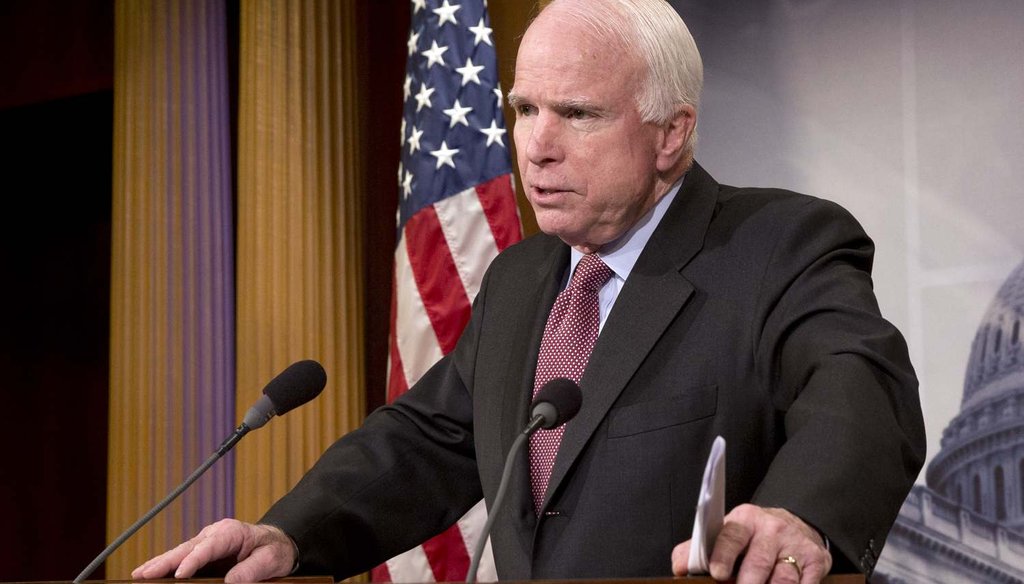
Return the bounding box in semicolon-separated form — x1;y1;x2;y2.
714;184;863;232
488;232;562;270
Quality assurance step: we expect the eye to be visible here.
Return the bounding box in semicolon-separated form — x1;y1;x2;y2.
567;109;589;120
516;104;537;117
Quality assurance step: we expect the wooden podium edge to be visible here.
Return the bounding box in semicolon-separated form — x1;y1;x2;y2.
6;575;863;584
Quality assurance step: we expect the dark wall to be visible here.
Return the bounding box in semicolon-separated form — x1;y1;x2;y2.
0;91;112;581
0;0;113;110
360;2;408;414
0;2;113;580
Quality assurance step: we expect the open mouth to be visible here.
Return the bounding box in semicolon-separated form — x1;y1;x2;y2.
532;186;566;196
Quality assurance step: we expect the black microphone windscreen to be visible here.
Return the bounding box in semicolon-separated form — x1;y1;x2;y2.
532;377;582;427
263;360;327;415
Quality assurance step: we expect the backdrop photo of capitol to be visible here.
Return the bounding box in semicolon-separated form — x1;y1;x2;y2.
876;262;1024;583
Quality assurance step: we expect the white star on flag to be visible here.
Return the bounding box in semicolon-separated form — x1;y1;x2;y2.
443;99;473;128
402;170;414;198
433;1;461;26
421;40;448;69
407;127;423;154
494;85;503;108
411;0;426;14
455;57;485;86
479;119;507;147
414;83;435;112
469;18;493;46
403;75;412;100
430;140;459;169
406;30;420;56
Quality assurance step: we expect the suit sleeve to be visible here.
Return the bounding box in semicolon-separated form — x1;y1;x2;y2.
748;198;926;575
256;271;492;581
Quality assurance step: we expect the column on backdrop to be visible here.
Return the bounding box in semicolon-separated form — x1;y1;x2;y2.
234;0;365;520
109;0;234;577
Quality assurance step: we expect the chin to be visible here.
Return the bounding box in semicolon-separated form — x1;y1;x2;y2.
536;219;576;240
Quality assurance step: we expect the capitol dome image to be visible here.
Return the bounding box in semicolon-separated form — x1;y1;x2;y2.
875;260;1024;583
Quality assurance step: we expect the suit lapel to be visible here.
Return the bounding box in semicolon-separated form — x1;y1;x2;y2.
541;163;720;511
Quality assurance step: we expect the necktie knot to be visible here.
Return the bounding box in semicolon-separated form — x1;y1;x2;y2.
572;254;613;293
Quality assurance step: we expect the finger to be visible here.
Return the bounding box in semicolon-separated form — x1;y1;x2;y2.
174;523;247;578
224;538;294;583
767;558;801;584
131;539;197;579
735;526;783;584
791;542;831;584
763;510;831;584
708;513;754;581
799;551;831;584
670;540;691;576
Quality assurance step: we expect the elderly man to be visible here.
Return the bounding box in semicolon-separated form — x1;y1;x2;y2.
134;1;925;582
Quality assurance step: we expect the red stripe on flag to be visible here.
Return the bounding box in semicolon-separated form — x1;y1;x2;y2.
422;524;471;582
370;563;392;583
386;266;409;404
475;174;522;251
403;208;472;354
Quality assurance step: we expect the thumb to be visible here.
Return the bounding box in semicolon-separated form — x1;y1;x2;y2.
671;539;693;576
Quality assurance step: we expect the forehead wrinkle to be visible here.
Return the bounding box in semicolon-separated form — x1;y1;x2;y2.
511;44;637;107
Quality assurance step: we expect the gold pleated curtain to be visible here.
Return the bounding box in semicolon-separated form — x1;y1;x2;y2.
109;0;365;577
109;0;235;577
234;0;365;521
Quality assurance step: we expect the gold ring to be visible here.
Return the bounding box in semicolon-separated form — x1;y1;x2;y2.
778;555;803;579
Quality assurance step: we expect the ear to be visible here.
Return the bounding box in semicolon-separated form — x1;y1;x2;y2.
655;104;696;172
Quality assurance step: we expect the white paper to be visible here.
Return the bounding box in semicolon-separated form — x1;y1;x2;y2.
687;435;726;575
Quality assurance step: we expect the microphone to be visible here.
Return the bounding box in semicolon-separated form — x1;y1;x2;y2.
73;360;328;583
526;377;582;432
242;359;328;432
466;378;583;583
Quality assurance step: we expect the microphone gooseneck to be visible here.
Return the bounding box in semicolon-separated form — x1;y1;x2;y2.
73;360;327;584
466;378;583;583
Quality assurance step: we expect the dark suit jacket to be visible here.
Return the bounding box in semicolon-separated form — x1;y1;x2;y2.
261;163;926;580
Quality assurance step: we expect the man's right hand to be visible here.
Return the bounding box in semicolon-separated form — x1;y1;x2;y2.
131;518;297;583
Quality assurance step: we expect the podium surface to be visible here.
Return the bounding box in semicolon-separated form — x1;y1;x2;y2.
7;576;863;584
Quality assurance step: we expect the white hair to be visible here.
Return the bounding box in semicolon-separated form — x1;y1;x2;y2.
547;0;704;152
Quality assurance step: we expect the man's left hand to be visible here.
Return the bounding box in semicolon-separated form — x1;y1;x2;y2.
670;504;832;583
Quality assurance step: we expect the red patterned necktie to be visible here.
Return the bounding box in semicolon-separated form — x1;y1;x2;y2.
529;253;613;513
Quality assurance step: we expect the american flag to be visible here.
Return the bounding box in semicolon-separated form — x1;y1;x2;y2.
372;0;522;581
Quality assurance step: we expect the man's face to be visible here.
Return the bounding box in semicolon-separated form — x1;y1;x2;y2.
510;9;666;253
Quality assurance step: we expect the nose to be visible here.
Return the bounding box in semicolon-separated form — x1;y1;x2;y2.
524;111;562;166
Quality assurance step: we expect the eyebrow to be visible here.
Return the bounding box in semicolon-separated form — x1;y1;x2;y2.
555;98;600;112
506;90;523;108
505;92;603;114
